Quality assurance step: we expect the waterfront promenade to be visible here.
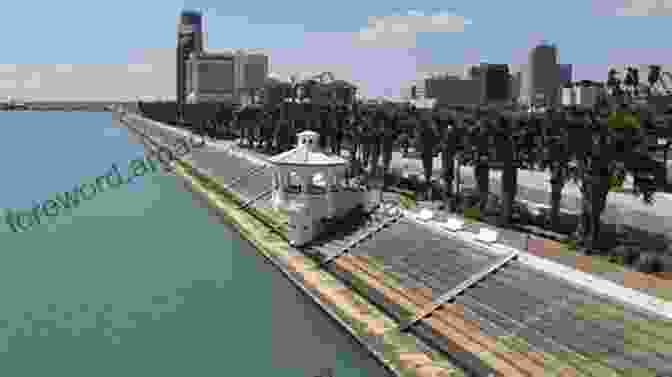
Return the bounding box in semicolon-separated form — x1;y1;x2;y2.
123;111;672;377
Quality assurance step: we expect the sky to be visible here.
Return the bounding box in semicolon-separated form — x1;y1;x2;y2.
0;0;670;100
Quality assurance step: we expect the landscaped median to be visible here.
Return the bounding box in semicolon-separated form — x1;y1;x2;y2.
173;159;465;377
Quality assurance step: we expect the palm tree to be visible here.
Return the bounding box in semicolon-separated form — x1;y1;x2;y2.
539;110;574;230
473;116;492;212
494;113;519;226
418;112;439;200
607;68;622;98
648;65;662;96
436;111;461;211
570;106;661;251
367;114;383;180
381;109;397;180
632;67;640;97
623;67;635;99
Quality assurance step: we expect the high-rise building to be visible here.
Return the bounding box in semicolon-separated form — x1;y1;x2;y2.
524;43;559;107
177;10;204;110
424;76;481;107
480;63;510;103
186;52;236;103
559;64;572;85
186;50;269;105
236;51;269;104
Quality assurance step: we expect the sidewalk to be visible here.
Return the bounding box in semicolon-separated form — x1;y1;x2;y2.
401;204;672;320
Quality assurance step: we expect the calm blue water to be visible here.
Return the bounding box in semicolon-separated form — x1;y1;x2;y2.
0;112;387;377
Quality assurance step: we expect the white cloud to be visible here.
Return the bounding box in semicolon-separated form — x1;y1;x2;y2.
127;64;154;73
0;64;17;73
54;64;73;73
355;10;471;48
0;80;17;90
23;72;41;89
615;0;672;15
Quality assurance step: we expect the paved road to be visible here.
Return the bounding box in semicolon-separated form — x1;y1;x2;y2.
350;219;672;373
382;151;672;238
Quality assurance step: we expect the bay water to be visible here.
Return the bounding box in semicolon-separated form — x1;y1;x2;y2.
0;112;388;376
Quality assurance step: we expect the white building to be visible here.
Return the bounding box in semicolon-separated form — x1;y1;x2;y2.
267;130;369;246
561;86;576;106
561;84;604;107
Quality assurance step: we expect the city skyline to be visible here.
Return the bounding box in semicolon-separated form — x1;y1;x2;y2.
0;0;671;100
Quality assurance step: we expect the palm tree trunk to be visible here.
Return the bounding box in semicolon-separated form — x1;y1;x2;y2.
369;134;381;179
500;163;517;226
441;149;455;211
421;150;434;201
549;168;565;230
475;163;490;212
498;132;518;226
578;160;610;252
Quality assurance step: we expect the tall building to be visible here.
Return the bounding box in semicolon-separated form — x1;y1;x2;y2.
524;43;559;107
177;10;204;110
480;63;510;103
186;52;236;103
559;64;572;85
424;76;481;107
236;51;269;104
186;50;269;105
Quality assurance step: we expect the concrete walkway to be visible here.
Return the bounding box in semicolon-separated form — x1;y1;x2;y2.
402;207;672;320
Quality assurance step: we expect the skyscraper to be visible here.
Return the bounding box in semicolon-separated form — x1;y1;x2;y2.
526;43;559;107
177;10;203;112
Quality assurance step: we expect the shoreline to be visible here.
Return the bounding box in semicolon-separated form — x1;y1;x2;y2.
173;162;401;377
119;113;465;377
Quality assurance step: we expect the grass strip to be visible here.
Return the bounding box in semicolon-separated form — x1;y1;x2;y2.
556;242;672;301
573;303;672;351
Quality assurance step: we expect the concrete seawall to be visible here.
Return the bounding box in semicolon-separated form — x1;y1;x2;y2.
117;113;465;377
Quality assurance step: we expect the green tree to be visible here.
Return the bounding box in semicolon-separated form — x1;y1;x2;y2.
418;112;439;200
539;110;576;230
436;111;462;211
573;107;660;251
